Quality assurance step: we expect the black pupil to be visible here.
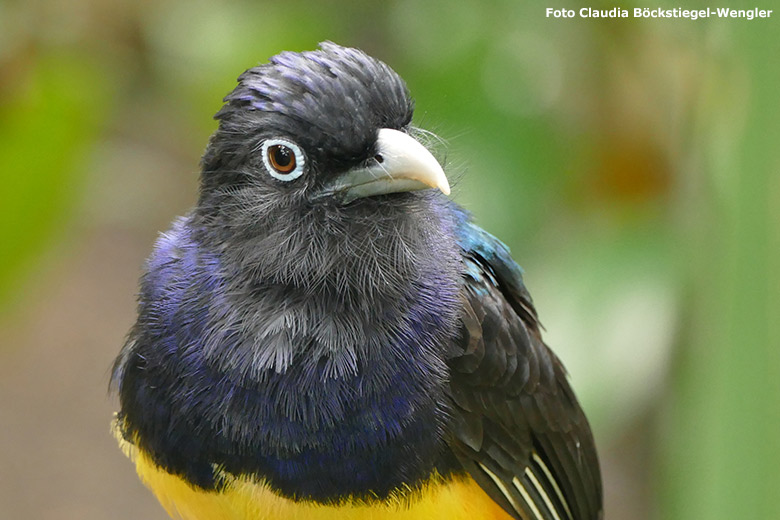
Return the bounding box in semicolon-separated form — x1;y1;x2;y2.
272;146;292;168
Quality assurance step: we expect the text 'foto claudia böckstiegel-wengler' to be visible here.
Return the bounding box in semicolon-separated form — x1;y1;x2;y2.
545;7;773;19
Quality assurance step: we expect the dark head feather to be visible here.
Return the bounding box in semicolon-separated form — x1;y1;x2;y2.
190;43;452;301
201;42;414;194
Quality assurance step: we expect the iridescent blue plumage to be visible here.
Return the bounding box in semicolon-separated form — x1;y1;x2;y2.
115;202;466;497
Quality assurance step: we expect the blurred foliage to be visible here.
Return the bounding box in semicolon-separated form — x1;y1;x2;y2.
0;51;112;307
0;0;777;519
660;8;780;519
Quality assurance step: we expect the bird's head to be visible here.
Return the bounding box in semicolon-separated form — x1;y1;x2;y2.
193;42;456;289
197;42;449;220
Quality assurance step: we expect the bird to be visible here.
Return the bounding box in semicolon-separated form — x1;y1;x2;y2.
111;42;603;520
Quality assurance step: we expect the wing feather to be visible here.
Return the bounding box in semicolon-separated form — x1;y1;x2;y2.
447;221;603;520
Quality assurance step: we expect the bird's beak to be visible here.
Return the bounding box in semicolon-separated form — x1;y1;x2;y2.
317;128;450;204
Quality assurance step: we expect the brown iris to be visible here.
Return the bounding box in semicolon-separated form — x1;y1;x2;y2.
267;144;296;174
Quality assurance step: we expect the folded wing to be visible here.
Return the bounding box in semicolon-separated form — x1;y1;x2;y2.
446;221;603;520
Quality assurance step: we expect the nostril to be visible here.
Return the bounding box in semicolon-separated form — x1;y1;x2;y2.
375;154;384;164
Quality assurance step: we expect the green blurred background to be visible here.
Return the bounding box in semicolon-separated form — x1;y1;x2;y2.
1;0;777;518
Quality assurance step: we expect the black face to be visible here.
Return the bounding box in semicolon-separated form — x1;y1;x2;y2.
198;42;415;213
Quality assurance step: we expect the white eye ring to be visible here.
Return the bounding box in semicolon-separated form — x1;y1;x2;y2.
261;138;305;182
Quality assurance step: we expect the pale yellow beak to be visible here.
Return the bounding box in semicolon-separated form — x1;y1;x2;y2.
318;128;450;204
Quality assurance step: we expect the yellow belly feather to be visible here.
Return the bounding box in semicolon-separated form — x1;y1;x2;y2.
116;425;512;520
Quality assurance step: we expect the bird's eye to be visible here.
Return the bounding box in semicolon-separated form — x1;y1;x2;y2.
261;139;305;181
269;145;295;172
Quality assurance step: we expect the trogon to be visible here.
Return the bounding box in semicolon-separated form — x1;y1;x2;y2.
112;42;603;520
